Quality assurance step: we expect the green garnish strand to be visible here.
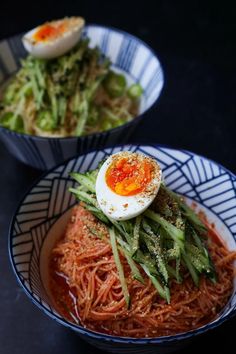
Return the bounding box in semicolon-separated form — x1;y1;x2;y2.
142;265;170;303
132;215;141;254
109;227;130;308
144;209;185;246
70;172;96;193
121;247;145;284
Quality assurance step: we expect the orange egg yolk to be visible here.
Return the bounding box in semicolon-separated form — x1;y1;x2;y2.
33;23;66;42
106;156;154;196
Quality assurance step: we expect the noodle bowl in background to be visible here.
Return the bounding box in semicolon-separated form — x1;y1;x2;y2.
9;144;236;354
0;25;164;170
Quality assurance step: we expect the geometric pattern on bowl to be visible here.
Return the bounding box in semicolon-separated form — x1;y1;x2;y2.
9;144;236;354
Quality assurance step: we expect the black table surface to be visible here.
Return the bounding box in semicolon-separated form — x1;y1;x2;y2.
0;1;235;353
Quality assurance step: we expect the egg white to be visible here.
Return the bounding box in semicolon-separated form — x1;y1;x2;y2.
96;152;162;221
22;17;85;59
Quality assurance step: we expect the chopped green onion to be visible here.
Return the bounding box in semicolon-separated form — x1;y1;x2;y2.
127;83;143;99
0;111;24;133
103;71;126;97
36;111;54;131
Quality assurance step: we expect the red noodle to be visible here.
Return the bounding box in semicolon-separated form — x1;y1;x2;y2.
49;205;236;337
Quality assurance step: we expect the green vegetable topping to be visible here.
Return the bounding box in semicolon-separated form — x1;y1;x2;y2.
109;227;130;307
36;111;54;131
127;83;143;99
69;164;217;305
0;112;24;133
103;71;127;97
0;39;142;136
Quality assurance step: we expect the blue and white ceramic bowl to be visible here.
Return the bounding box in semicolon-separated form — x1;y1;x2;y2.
9;144;236;354
0;25;164;170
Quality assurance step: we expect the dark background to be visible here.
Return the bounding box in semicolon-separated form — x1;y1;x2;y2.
0;1;235;353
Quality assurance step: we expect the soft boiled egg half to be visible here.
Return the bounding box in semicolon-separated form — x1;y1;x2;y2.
22;17;85;59
96;151;162;221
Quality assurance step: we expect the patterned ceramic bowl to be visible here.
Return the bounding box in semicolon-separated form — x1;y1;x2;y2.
0;25;164;170
9;144;236;354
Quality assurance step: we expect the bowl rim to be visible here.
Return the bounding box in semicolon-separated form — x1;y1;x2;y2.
8;143;236;344
0;23;164;141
